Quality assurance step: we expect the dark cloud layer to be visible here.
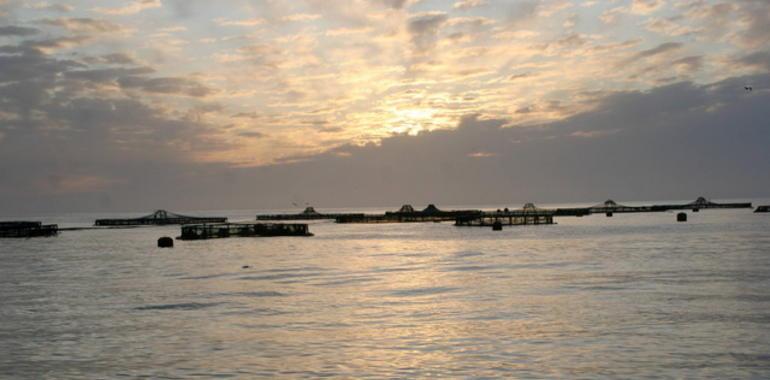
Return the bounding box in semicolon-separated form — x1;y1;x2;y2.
2;69;768;214
0;25;39;36
0;36;227;214
737;50;770;72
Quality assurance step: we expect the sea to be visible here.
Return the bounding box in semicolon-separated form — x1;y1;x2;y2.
1;200;770;379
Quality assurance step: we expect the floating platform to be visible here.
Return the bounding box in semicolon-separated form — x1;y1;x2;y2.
455;203;554;227
565;197;752;216
756;206;769;213
0;221;58;238
658;197;752;211
586;199;668;215
257;206;364;221
335;204;482;224
258;197;755;224
95;210;227;226
179;222;312;240
552;208;591;217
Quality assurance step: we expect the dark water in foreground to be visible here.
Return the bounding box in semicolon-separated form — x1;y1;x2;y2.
1;207;770;379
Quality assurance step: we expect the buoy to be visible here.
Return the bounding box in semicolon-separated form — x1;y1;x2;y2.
157;236;174;248
677;212;687;222
492;221;503;231
606;212;613;217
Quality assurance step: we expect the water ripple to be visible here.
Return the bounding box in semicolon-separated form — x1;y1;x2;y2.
388;286;459;297
134;302;225;311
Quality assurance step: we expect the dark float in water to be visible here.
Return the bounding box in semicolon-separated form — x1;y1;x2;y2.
157;237;174;248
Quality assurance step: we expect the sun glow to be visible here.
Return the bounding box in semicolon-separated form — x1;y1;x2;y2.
388;107;445;135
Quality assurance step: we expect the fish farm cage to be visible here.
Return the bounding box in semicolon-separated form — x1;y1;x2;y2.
455;204;555;227
257;206;365;221
0;221;58;238
95;210;227;226
179;223;313;240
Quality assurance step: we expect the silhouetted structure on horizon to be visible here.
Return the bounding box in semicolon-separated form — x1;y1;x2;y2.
336;204;482;223
456;203;555;227
661;197;752;211
257;206;364;221
179;223;312;240
95;210;227;226
0;221;58;238
558;197;752;216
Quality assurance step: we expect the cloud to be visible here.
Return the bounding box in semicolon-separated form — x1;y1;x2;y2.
29;2;74;13
735;1;770;48
507;0;540;27
281;13;321;22
637;41;682;58
379;0;416;9
13;72;770;214
49;58;212;98
407;12;449;51
48;175;125;193
623;41;683;64
600;6;624;25
600;0;664;25
467;151;496;158
2;0;769;213
0;25;39;36
117;76;214;97
83;52;136;65
238;130;267;139
630;0;664;15
644;16;700;37
40;17;124;33
235;74;769;208
671;55;703;73
0;35;91;55
453;0;488;10
679;1;769;48
0;39;228;210
93;0;161;15
735;51;770;72
215;17;265;27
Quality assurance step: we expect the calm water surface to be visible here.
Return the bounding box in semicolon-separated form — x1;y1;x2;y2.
1;205;770;379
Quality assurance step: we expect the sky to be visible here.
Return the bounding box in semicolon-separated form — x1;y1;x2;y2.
0;0;769;214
